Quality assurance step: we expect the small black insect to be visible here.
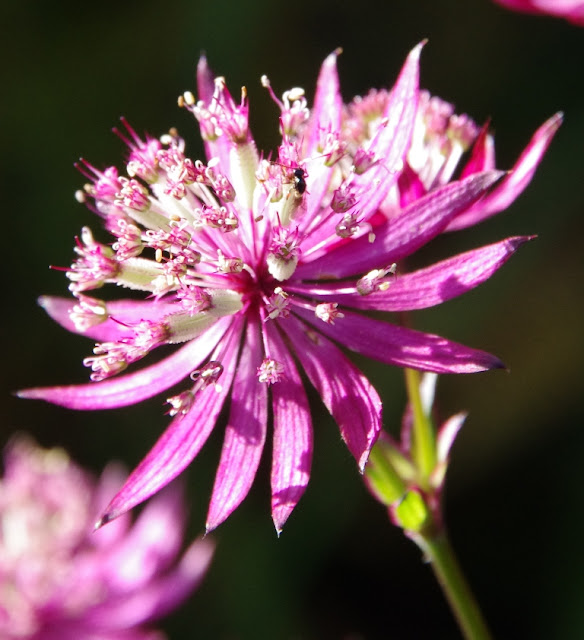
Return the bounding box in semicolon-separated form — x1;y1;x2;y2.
292;167;307;195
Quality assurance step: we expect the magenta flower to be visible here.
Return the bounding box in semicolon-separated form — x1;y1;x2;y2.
0;436;214;640
493;0;584;24
19;43;549;533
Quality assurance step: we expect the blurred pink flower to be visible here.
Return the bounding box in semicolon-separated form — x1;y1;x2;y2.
493;0;584;24
19;43;555;533
0;436;214;640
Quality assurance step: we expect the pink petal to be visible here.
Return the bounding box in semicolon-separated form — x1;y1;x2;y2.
17;316;232;409
206;317;268;532
300;42;423;257
293;236;533;311
296;170;504;280
350;41;424;216
196;54;215;103
95;317;244;525
305;49;343;155
459;121;496;178
398;162;427;208
292;306;504;374
493;0;584;24
302;50;343;224
39;296;178;341
281;316;382;471
447;113;562;231
263;321;313;534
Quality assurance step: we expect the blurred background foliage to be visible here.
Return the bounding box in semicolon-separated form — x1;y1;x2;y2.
2;0;583;638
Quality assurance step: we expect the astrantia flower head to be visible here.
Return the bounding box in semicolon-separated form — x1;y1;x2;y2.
0;436;214;640
19;43;557;533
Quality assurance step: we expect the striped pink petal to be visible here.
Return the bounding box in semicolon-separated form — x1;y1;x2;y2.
293;306;504;374
282;316;382;471
264;321;313;534
349;41;423;217
292;236;532;312
18;317;232;409
448;112;562;230
95;318;244;526
206;317;268;532
301;50;343;225
296;170;503;280
39;296;178;341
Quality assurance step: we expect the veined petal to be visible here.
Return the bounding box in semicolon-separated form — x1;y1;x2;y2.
293;236;533;312
17;316;232;410
305;49;343;155
302;50;343;224
39;296;179;341
263;321;313;534
206;316;268;532
281;316;382;471
350;41;423;216
447;112;562;231
296;170;504;280
301;43;424;257
293;306;504;373
97;317;244;526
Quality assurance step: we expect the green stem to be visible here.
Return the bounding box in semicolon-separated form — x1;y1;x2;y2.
416;530;493;640
404;367;436;481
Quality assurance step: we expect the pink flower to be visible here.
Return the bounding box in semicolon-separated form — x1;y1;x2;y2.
19;43;554;533
492;0;584;25
0;436;214;640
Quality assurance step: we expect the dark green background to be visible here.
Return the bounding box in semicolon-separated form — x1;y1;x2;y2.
2;1;583;638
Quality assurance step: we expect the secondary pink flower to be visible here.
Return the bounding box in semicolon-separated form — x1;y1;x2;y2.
493;0;584;24
0;436;214;640
343;88;562;232
20;43;544;533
